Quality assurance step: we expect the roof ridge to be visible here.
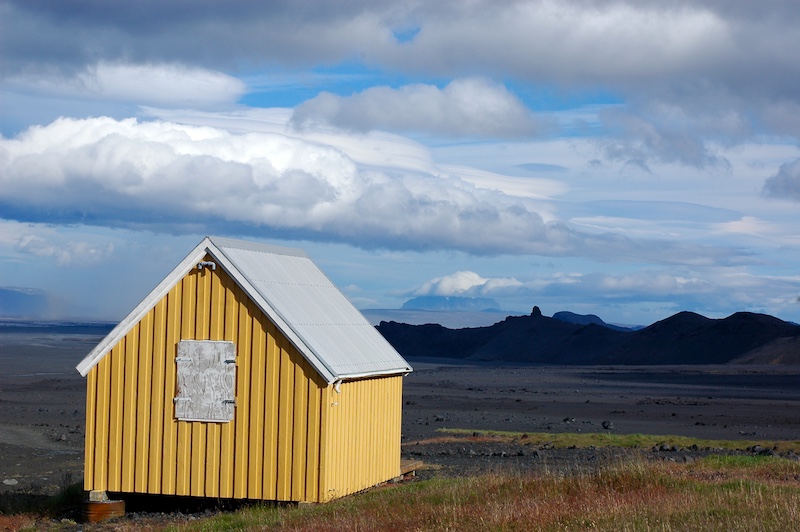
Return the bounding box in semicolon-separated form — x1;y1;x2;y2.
76;237;411;382
208;236;308;258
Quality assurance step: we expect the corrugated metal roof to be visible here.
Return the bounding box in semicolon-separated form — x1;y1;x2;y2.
210;237;411;382
77;236;412;383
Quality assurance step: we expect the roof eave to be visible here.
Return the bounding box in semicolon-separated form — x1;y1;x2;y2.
76;236;409;385
336;367;413;382
76;237;215;377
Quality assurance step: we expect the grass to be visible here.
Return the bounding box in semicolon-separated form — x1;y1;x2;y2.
5;437;800;530
168;455;800;531
434;427;800;453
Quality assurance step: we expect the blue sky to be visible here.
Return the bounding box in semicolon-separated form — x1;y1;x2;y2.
2;1;800;325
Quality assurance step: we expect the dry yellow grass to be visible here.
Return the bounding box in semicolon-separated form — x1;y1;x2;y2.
8;453;799;530
172;454;800;531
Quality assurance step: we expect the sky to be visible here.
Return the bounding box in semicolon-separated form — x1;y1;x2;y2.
1;1;800;326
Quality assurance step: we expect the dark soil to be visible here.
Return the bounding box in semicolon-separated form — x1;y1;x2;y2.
399;360;800;481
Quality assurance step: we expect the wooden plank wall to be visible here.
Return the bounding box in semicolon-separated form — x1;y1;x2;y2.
83;257;328;501
319;375;403;501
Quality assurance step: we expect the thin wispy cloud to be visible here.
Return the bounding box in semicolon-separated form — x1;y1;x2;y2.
15;234;114;267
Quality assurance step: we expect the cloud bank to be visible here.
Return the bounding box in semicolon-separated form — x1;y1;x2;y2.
411;266;800;320
0;116;740;264
5;1;800;168
292;78;542;137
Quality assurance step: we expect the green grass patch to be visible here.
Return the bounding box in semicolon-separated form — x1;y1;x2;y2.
700;454;782;468
435;427;800;453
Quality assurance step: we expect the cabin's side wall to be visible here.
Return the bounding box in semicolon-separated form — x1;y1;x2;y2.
318;375;404;502
83;258;328;502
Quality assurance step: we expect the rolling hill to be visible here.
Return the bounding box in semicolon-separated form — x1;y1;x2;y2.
376;309;800;365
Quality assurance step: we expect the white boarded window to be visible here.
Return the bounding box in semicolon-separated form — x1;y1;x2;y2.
174;340;236;422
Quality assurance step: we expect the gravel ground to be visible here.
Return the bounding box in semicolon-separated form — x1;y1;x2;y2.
2;333;799;528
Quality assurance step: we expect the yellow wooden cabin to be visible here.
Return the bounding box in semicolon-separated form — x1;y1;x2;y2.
76;237;412;503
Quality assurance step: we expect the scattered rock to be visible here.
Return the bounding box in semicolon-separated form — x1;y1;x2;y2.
653;443;678;452
601;420;614;430
2;478;18;486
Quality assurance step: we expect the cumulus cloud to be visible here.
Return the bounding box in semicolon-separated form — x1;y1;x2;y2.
0;116;739;264
15;234;114;266
4;1;800;161
292;78;542;137
413;271;522;297
763;159;800;201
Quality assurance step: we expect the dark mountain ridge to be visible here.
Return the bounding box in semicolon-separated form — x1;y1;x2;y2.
551;310;636;332
377;310;800;365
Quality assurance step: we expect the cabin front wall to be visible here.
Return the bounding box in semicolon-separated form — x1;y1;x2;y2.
318;375;404;502
83;258;329;502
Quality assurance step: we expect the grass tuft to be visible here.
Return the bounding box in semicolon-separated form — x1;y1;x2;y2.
433;427;800;453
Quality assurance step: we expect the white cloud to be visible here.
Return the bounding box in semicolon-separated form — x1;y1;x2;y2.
406;264;800;323
385;2;731;84
5;62;245;109
292;78;542;137
414;271;522;296
15;234;114;266
0;115;736;264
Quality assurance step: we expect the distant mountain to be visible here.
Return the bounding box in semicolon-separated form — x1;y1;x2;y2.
730;336;800;365
377;310;800;365
0;318;115;334
361;309;515;328
361;296;512;329
0;286;49;318
552;311;634;331
401;296;502;312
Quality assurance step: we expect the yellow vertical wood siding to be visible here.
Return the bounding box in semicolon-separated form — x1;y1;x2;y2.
84;256;404;502
319;375;403;502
